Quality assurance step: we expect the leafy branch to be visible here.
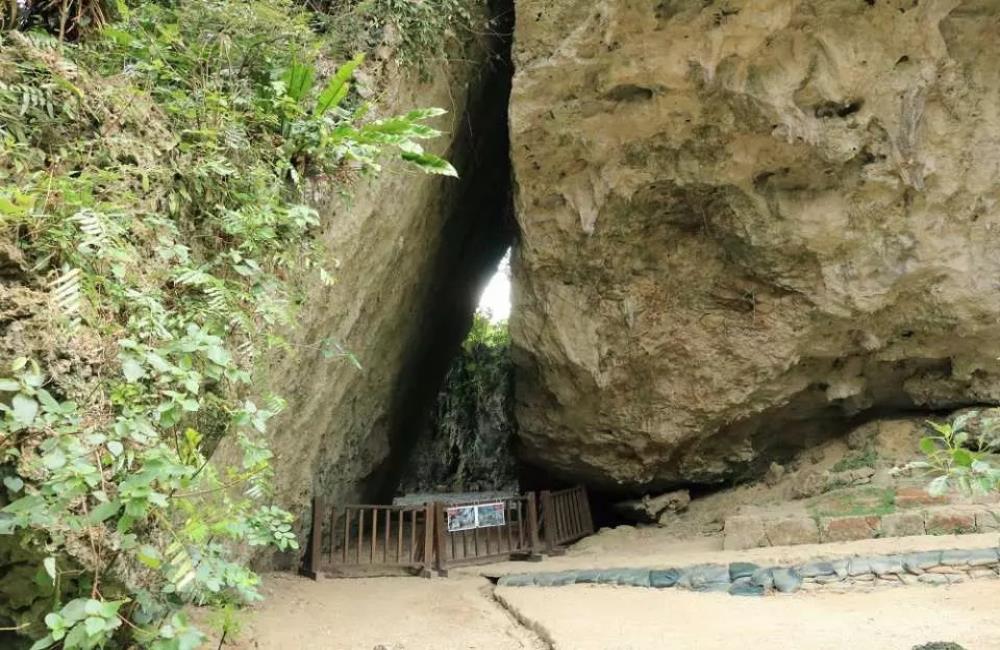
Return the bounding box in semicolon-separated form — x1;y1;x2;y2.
0;0;467;645
893;419;1000;496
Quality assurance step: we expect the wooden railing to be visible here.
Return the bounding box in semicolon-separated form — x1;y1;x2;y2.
303;487;593;578
433;493;540;574
305;500;434;578
540;486;594;551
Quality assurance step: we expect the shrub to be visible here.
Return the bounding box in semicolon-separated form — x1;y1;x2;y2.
0;0;469;645
895;419;1000;496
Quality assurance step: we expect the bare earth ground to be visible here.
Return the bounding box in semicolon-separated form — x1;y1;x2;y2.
236;532;1000;650
496;580;1000;650
235;426;1000;649
231;574;546;650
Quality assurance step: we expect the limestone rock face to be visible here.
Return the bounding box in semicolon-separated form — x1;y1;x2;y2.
509;0;1000;491
212;22;513;559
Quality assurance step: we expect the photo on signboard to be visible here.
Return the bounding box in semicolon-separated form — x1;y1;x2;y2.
446;505;477;532
476;502;505;528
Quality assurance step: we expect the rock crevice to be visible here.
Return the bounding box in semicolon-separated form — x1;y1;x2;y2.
248;0;517;558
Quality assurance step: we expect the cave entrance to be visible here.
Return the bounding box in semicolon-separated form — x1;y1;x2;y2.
364;0;524;505
393;248;522;498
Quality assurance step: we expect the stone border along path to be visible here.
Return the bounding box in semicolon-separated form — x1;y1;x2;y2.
496;547;1000;597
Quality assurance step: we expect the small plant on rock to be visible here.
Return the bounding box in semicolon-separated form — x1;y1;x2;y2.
831;446;878;473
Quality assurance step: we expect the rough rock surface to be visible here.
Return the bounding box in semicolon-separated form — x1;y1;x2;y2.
212;15;514;560
614;489;691;523
509;0;1000;491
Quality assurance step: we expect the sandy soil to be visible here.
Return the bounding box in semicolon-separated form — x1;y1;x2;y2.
234;419;1000;649
236;532;1000;649
461;531;1000;577
233;574;546;650
496;580;1000;650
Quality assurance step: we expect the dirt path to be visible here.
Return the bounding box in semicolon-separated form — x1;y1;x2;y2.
496;580;1000;650
235;533;1000;649
460;530;1000;577
233;574;547;650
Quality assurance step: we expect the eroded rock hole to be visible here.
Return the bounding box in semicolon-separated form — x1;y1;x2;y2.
815;99;864;119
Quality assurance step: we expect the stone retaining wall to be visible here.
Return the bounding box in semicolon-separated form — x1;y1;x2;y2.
496;547;1000;597
724;504;1000;551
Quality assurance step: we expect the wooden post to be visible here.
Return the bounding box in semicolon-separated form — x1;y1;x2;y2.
580;487;595;535
540;490;557;553
433;502;448;576
396;510;404;564
570;490;582;537
302;497;323;580
420;503;438;577
409;509;417;564
526;491;541;553
553;493;563;543
516;499;525;550
328;505;338;566
384;509;390;563
357;508;364;564
505;499;514;553
343;508;351;563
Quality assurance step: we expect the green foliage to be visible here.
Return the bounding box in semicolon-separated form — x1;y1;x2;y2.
831;447;878;473
370;0;474;70
31;598;125;650
895;420;1000;496
402;313;515;492
306;0;476;72
808;486;895;519
206;603;243;646
463;311;511;352
452;314;512;430
0;0;463;645
0;0;119;40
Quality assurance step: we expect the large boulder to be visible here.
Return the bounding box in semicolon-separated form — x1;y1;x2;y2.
509;0;1000;491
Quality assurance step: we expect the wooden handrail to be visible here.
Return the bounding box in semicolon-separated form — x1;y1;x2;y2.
304;488;590;579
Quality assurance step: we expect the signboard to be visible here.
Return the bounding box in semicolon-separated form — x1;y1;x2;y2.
476;502;505;528
446;502;506;532
446;505;477;532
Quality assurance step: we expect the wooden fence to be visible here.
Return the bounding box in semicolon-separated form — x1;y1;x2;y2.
305;500;435;578
540;486;594;552
303;487;592;579
433;493;540;574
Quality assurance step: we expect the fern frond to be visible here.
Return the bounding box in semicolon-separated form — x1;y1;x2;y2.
71;209;108;253
174;267;215;287
71;210;103;237
49;267;83;327
236;338;255;359
264;394;286;416
165;541;197;592
204;285;228;312
20;31;61;51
